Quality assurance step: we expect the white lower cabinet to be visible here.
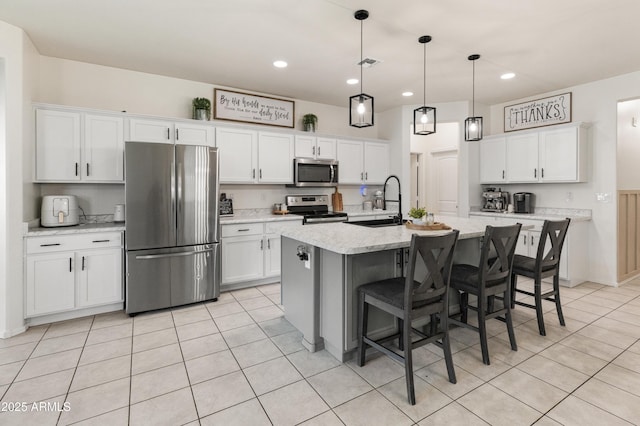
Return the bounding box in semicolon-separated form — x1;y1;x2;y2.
221;220;301;288
25;232;123;318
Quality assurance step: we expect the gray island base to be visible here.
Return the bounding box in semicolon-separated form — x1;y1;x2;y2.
279;217;528;362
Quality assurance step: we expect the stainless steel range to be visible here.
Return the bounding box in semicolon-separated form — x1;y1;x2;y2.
285;195;348;224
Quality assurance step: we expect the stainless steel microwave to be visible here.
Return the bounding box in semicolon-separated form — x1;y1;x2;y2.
289;158;339;187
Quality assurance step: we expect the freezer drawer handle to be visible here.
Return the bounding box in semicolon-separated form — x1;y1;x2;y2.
135;249;212;260
40;243;61;247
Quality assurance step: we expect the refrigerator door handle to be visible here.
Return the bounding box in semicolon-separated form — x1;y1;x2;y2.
136;248;213;260
176;159;183;236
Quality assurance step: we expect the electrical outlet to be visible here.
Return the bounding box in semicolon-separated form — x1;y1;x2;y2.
596;192;611;203
227;193;234;200
565;191;573;202
304;252;311;269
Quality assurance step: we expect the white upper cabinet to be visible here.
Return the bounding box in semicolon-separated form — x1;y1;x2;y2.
216;127;258;183
83;114;124;182
36;109;81;182
480;123;589;184
295;135;336;160
175;122;215;147
36;108;124;183
128;118;174;144
258;132;294;183
539;125;584;182
337;140;364;184
506;132;539;183
479;136;506;183
363;141;390;184
336;140;389;184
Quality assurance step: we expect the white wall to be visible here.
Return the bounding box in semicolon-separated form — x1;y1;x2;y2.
0;21;37;337
489;71;640;285
617;98;640;189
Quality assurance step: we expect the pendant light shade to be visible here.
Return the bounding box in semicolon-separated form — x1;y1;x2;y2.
465;54;483;141
414;35;436;135
350;9;374;128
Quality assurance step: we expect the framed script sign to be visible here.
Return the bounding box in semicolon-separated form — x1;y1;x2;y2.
214;89;295;128
504;92;571;132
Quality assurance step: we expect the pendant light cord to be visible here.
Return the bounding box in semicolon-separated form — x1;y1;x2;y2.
472;59;475;117
360;18;363;95
423;41;426;106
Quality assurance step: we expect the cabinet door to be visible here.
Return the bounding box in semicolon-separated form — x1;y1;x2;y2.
77;248;123;308
216;127;257;183
83;114;124;182
129;118;173;144
264;234;281;277
36;109;81;181
316;137;337;160
506;133;539;182
479;136;506;183
539;126;578;182
26;253;75;316
515;232;530;257
364;142;389;184
221;235;264;284
294;135;316;158
337;140;364;184
175;123;215;147
258;132;294;183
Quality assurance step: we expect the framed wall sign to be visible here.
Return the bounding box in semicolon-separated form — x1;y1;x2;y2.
214;88;295;128
504;92;572;132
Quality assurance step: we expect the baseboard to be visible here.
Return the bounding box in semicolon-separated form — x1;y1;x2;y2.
0;324;29;339
25;303;124;327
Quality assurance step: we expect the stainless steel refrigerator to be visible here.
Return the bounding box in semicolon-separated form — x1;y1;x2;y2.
124;142;220;314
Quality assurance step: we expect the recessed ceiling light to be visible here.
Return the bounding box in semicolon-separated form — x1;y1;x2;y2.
347;78;359;85
402;92;414;97
501;72;515;80
273;60;288;68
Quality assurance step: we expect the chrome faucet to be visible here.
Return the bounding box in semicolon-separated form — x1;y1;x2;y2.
383;175;402;224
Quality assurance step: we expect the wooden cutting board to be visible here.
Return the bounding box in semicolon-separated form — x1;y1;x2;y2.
332;187;343;212
405;222;451;231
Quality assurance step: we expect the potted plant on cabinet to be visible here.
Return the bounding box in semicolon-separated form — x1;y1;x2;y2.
302;113;318;132
192;97;211;120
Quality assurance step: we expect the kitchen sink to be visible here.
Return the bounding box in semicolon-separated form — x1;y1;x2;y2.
346;218;404;228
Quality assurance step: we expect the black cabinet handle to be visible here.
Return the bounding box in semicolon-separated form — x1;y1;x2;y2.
86;163;90;176
502;170;505;179
259;169;262;179
252;169;256;179
176;128;179;140
260;240;264;250
167;128;170;140
92;239;110;243
82;256;85;271
40;243;61;247
267;239;271;249
69;258;72;272
541;168;544;178
534;169;537;178
75;163;78;176
237;228;250;232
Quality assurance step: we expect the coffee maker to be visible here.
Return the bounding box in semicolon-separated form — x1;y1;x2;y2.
513;192;535;213
482;187;509;212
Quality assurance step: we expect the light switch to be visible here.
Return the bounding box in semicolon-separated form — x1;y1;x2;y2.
595;192;610;203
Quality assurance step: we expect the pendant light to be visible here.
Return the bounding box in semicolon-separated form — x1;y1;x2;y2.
414;35;436;135
349;9;374;128
465;54;483;141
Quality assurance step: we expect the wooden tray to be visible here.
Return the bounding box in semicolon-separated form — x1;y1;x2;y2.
273;210;290;215
405;222;451;231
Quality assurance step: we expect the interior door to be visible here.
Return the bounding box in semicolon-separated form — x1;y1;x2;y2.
432;150;458;215
176;145;219;246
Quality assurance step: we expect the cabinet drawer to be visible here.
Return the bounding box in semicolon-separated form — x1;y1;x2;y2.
265;220;301;234
26;232;122;254
221;223;263;237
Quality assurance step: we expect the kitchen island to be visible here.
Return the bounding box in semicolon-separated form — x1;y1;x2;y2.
278;216;524;361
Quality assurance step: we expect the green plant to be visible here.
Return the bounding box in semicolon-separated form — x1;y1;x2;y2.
302;113;317;131
408;207;426;219
192;97;211;120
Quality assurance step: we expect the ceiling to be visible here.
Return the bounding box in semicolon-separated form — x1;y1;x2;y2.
1;0;639;112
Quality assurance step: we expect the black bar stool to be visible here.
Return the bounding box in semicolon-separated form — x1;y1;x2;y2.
511;218;570;336
356;231;459;405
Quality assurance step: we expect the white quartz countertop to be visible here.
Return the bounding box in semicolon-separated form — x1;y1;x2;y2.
279;216;526;255
469;210;591;222
26;222;125;236
220;209;397;225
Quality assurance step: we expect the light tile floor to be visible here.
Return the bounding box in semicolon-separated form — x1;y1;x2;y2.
2;279;640;425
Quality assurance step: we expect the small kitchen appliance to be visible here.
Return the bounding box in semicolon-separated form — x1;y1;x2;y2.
373;190;384;210
289;158;338;187
513;192;535;213
113;204;125;222
481;187;509;212
41;195;80;227
286;195;348;224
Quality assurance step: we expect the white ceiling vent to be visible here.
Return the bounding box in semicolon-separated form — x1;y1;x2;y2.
357;58;382;68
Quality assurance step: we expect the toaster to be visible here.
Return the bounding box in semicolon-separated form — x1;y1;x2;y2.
41;195;80;227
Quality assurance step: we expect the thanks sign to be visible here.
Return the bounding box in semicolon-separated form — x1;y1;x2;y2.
504;92;571;132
